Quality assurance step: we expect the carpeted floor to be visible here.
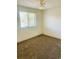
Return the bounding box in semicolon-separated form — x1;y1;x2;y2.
17;34;61;59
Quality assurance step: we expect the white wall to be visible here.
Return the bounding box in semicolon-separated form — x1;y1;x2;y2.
43;7;61;39
17;6;43;42
17;4;61;42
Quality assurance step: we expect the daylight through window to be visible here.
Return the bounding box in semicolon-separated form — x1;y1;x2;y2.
19;11;36;28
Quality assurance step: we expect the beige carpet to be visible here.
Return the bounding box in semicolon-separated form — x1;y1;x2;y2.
17;34;61;59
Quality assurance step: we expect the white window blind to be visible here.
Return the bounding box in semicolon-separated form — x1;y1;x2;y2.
19;11;36;28
28;13;36;27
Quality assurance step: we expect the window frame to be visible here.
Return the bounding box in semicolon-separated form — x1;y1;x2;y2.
18;11;37;29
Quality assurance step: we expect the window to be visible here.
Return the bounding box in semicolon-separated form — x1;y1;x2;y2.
19;11;36;28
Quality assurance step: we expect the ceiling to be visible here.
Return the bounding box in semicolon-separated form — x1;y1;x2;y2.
17;0;61;9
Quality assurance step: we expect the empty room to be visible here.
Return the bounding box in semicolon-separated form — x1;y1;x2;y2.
17;0;61;59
